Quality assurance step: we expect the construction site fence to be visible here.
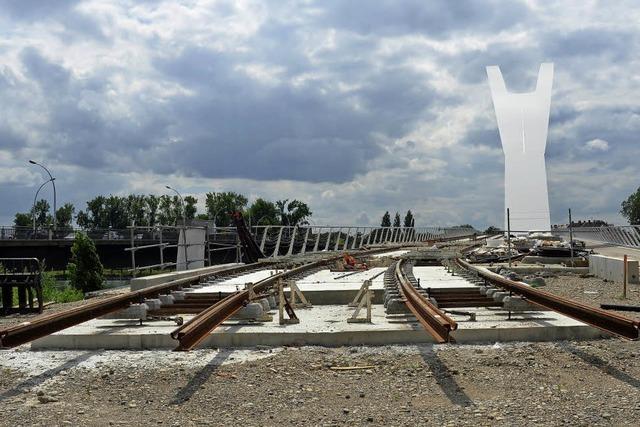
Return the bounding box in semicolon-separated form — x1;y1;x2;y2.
249;225;478;258
553;225;640;249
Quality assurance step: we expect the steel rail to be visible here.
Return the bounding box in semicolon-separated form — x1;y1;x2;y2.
171;258;333;351
0;262;272;348
395;259;457;343
455;258;640;340
171;245;414;351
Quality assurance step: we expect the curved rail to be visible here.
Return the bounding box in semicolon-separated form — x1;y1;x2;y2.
171;259;329;351
395;259;457;343
0;262;272;348
455;258;640;340
172;245;413;351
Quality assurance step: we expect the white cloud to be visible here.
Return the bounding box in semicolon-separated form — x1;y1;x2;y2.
584;138;610;152
1;1;640;228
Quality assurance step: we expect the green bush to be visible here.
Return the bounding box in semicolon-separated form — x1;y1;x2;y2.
42;272;83;303
68;232;104;293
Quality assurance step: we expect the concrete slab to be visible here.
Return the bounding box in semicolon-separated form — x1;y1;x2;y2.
412;266;478;289
191;270;281;293
30;264;607;350
372;250;409;258
589;254;639;284
129;263;243;291
32;304;605;350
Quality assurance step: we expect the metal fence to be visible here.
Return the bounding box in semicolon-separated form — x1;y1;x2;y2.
250;225;477;258
553;225;640;249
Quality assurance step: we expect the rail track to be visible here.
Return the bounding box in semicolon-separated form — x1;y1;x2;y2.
171;259;330;350
390;259;458;343
0;245;408;349
171;245;409;350
0;262;275;348
453;257;640;340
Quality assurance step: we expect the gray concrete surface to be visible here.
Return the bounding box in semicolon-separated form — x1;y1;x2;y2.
589;254;639;284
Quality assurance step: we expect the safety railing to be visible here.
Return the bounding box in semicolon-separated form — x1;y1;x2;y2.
250;225;477;258
553;225;640;249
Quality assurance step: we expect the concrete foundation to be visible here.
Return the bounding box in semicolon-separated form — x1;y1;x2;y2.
589;254;639;284
29;265;611;350
129;263;243;291
32;305;606;350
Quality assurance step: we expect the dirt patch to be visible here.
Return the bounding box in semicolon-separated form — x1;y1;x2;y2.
543;274;640;319
0;341;638;426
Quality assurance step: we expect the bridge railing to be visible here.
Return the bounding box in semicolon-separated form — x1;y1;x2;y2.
553;225;640;249
249;225;477;258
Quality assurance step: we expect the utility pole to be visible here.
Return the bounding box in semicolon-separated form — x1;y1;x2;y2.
507;208;512;268
568;208;574;267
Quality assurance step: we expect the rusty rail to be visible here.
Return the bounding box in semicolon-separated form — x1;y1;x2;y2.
0;263;270;348
171;259;333;350
395;259;457;343
171;245;414;350
455;258;640;340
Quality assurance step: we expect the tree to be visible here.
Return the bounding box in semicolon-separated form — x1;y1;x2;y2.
145;195;160;226
393;212;401;228
275;199;312;226
205;192;248;226
621;187;640;224
125;194;147;226
381;211;391;227
184;196;198;221
14;212;31;227
158;195;179;225
55;203;75;228
68;232;104;293
77;195;108;229
32;199;52;228
104;195;128;228
403;210;414;228
247;198;279;226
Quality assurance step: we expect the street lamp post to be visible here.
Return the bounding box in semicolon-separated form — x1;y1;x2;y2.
165;185;185;226
32;178;56;235
29;160;56;231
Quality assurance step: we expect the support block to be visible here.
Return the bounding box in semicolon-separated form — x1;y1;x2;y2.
589;254;639;284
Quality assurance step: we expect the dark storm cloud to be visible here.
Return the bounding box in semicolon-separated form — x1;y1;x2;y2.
1;0;81;20
319;0;531;38
1;1;640;226
141;43;441;182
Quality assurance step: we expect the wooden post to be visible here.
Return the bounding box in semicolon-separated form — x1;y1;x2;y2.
348;280;372;323
568;209;575;267
130;221;136;277
506;208;512;268
278;280;285;324
623;254;628;299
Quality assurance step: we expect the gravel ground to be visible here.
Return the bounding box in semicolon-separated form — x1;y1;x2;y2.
0;341;639;426
543;274;640;319
1;253;639;425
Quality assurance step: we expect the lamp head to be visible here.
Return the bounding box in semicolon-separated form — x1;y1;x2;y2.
29;160;37;164
165;185;172;190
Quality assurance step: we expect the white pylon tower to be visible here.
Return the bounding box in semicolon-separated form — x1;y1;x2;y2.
486;63;553;232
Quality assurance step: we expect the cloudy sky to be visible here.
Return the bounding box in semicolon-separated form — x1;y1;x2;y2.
1;0;639;228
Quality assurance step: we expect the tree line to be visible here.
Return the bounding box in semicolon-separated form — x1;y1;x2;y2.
14;192;312;229
380;210;415;228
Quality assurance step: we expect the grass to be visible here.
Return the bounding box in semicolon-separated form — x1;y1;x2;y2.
42;272;84;303
9;272;84;307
